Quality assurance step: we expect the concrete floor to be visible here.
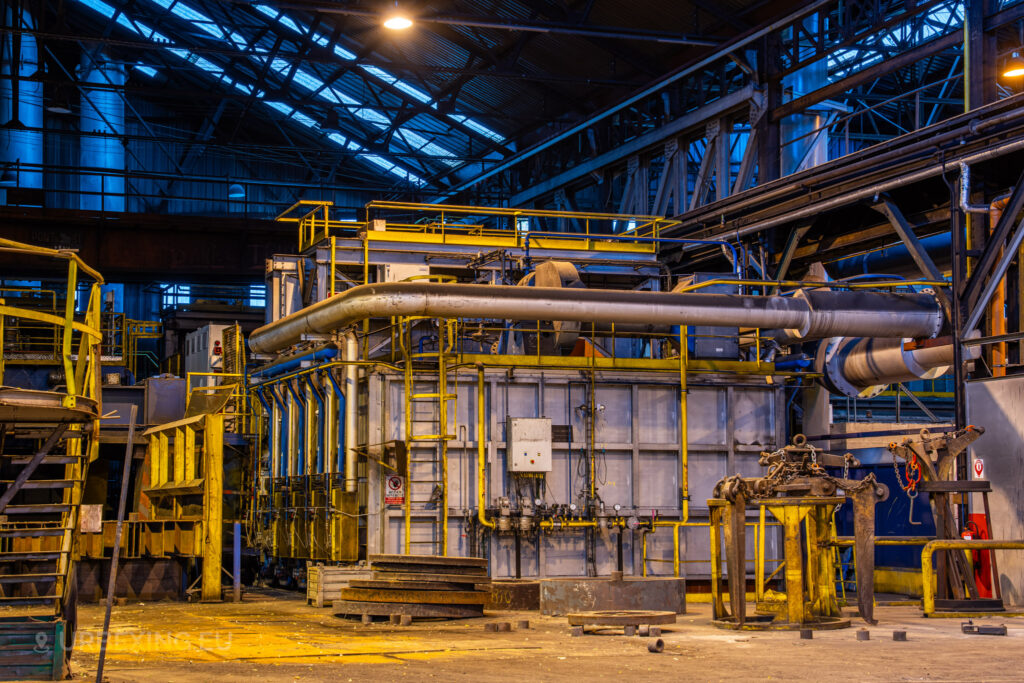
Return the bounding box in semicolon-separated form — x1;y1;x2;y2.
60;589;1023;682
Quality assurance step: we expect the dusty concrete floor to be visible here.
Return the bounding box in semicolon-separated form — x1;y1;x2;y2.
59;589;1023;682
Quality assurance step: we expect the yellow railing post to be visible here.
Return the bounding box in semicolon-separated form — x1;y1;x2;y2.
61;259;78;404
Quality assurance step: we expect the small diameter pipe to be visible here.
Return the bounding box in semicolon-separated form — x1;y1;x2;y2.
959;163;990;214
523;232;741;275
343;333;358;493
476;365;494;529
988;194;1011;377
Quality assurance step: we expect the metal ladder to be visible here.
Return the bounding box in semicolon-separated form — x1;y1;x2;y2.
0;419;89;679
400;316;457;556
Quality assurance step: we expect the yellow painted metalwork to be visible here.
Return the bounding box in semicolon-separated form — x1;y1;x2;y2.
710;497;844;626
142;412;226;602
921;539;1024;617
400;311;457;555
476;366;495;529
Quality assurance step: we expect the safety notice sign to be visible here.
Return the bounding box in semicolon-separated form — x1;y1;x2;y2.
973;458;984;479
385;475;405;505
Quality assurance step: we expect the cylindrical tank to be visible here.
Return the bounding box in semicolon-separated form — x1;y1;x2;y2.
1;6;43;192
78;53;125;211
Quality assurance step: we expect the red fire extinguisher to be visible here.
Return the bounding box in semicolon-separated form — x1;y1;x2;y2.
962;516;993;599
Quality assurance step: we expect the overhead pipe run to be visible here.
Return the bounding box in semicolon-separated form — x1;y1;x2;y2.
248;281;944;355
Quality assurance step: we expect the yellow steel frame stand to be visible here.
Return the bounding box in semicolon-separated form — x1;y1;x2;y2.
710;497;851;630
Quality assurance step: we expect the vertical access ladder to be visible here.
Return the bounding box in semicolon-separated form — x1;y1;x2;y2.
400;316;457;556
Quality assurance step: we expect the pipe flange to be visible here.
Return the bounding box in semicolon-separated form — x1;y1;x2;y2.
815;337;886;399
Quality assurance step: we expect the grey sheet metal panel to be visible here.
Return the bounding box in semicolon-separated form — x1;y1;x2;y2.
366;368;782;578
966;376;1024;605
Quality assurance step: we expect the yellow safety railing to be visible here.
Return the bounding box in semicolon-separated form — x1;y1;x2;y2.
0;238;103;407
278;199;680;253
921;539;1024;617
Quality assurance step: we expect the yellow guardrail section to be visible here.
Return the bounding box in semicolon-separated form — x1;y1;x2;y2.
0;238;103;408
277;199;680;253
921;539;1024;617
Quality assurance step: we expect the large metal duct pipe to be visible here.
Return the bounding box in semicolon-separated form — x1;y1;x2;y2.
78;52;125;211
248;281;943;354
816;333;979;398
1;5;43;193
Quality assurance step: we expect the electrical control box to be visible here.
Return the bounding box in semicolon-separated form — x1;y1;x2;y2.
185;323;228;386
507;417;552;472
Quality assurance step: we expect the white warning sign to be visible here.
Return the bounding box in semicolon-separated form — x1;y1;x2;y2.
385;475;405;505
973;458;984;479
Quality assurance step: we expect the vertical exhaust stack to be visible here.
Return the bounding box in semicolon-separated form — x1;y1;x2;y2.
1;6;43;195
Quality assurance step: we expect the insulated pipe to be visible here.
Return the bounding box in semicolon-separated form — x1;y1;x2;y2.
78;53;125;211
988;195;1011;377
248;282;943;354
342;332;358;493
818;334;980;398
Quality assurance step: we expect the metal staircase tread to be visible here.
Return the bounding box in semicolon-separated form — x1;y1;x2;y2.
0;552;63;561
0;480;74;489
1;504;72;514
0;528;67;537
0;573;59;583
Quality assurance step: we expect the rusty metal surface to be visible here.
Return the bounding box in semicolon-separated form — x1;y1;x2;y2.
368;554;488;568
350;579;478;591
566;610;677;626
339;588;488;605
486;580;541;611
372;571;491;584
0;388;98;423
540;577;686;616
331;599;484;618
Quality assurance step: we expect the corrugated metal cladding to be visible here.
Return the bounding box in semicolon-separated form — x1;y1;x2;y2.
365;369;782;578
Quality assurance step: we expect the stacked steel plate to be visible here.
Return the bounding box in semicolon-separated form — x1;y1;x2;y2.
333;554;491;619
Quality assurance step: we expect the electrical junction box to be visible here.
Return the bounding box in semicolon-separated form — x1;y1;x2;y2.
383;263;430;283
507;417;552;472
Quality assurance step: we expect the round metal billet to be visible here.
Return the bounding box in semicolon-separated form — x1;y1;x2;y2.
647;638;665;653
399;615;412;626
856;629;870;641
649;627;661;638
638;625;650;637
484;623;498;632
800;629;813;640
361;613;372;625
497;622;511;632
517;620;530;630
623;625;637;637
570;626;584;637
566;610;677;627
893;630;907;641
389;614;401;625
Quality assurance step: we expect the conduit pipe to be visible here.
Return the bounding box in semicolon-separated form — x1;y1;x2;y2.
476;365;494;529
342;332;358;493
248;282;943;354
988;194;1011;377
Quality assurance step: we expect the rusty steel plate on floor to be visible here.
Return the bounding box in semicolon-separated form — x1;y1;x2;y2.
349;579;483;592
487;580;541;611
332;599;484;619
372;563;488;576
566;610;677;627
339;587;489;605
368;554;488;568
541;577;686;616
372;571;492;584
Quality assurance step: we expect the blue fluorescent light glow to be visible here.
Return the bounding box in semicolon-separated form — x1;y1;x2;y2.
74;0;426;186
